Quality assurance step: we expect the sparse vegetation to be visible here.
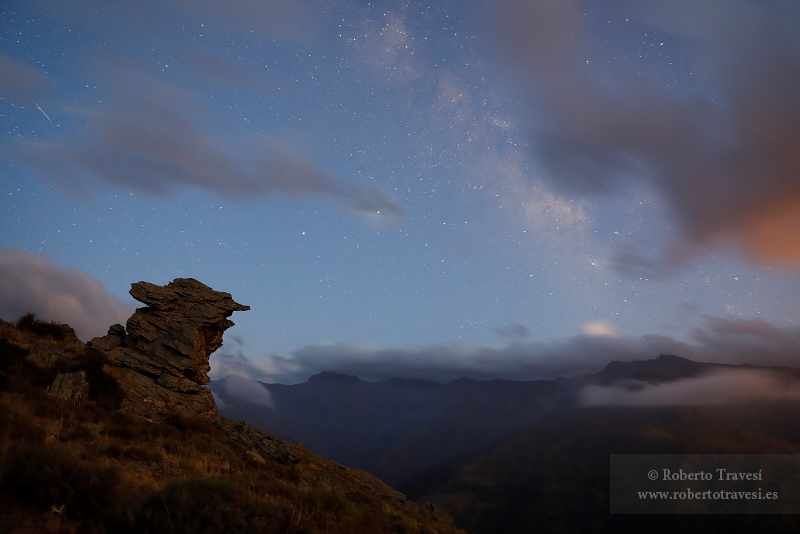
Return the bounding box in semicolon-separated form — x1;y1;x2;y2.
16;312;71;340
0;316;463;533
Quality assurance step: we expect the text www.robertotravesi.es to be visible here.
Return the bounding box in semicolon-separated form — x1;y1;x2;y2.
638;489;779;500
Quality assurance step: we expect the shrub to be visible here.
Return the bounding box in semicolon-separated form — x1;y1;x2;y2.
0;339;28;373
16;313;69;340
134;478;289;533
64;349;125;411
308;487;348;513
1;444;119;521
187;434;211;454
162;436;184;455
0;340;55;394
178;458;196;471
62;424;94;442
106;411;147;439
103;440;125;458
124;444;164;463
0;399;47;444
165;412;218;436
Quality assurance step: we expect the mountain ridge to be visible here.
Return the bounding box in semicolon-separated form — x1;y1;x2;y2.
213;353;800;487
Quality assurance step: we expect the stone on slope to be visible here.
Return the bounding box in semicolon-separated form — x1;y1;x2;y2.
49;370;90;404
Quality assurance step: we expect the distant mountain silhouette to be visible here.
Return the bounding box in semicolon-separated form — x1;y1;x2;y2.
213;354;800;532
597;354;730;383
211;354;795;484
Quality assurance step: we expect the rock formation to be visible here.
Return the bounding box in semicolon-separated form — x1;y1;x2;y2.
91;278;249;420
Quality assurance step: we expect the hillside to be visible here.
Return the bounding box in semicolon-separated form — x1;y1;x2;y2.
0;278;464;534
211;372;565;486
400;404;800;533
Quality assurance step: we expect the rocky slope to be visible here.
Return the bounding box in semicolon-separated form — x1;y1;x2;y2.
0;279;464;534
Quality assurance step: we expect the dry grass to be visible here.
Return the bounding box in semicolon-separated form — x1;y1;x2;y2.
0;317;464;534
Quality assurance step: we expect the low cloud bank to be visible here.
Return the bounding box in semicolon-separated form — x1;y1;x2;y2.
0;249;131;340
210;343;273;382
582;369;800;406
212;375;274;409
210;346;274;408
261;316;800;384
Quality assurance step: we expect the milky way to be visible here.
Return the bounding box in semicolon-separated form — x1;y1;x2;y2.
2;0;799;382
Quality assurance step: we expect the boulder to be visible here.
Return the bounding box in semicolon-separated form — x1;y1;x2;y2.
27;337;84;369
49;371;90;404
91;278;249;420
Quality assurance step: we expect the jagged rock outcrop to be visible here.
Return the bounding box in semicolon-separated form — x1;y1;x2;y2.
91;278;249;420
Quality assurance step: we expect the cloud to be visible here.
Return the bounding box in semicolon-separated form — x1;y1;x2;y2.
35;0;314;41
582;369;800;406
210;345;273;381
580;319;616;336
0;249;131;340
18;75;403;223
610;242;693;280
261;315;800;383
0;54;50;97
485;0;800;267
494;322;531;340
264;336;671;384
213;375;274;408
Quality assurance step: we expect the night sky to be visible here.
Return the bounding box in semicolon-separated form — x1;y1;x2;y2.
3;0;800;384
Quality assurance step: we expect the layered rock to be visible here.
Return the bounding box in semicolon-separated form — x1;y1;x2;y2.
91;278;249;420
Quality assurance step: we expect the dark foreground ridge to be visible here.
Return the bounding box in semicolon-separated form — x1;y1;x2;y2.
0;279;463;534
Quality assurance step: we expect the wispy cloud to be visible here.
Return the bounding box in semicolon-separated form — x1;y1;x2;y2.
0;54;50;97
0;249;131;340
494;322;531;340
19;74;403;223
582;368;800;406
35;0;315;41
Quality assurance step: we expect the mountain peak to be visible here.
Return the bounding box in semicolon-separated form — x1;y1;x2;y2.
307;371;362;384
600;354;716;383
